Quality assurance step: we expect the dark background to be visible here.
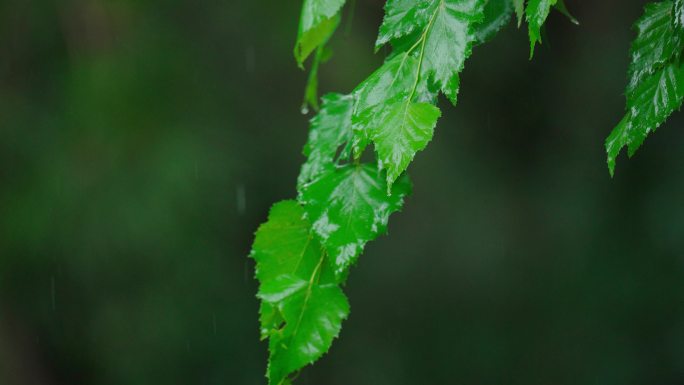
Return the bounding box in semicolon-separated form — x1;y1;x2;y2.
2;1;684;384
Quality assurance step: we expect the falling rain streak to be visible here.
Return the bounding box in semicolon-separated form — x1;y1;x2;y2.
51;276;56;311
236;184;246;215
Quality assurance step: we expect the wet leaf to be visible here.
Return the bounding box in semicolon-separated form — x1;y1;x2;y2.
371;101;441;188
607;63;684;175
475;0;514;44
421;0;487;104
606;1;684;175
525;0;557;57
251;200;349;385
299;164;411;278
294;0;346;66
298;93;354;187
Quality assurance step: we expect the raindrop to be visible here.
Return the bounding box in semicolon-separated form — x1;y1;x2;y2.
300;104;309;115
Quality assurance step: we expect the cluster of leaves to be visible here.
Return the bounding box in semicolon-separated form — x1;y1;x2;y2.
250;1;576;384
606;0;684;175
250;0;684;382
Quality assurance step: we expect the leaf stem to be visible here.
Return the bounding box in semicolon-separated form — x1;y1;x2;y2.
289;250;326;339
408;1;440;102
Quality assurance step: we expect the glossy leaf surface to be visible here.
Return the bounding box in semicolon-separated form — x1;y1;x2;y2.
525;0;557;56
376;0;433;49
359;0;488;187
351;53;420;155
475;0;514;44
606;1;684;175
375;0;487;104
298;93;354;187
627;1;684;96
513;0;524;26
371;101;441;187
254;0;552;383
421;0;486;104
607;63;684;174
263;278;348;385
252;200;349;385
295;0;346;66
299;164;411;278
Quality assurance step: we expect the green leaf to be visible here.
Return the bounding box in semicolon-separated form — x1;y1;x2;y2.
475;0;514;44
371;101;441;188
677;0;684;27
302;45;334;113
353;0;491;188
627;63;684;153
605;114;631;177
258;301;281;341
265;279;349;385
260;0;603;381
302;47;323;112
351;53;421;155
421;0;487;105
606;63;684;175
252;201;323;286
295;0;346;66
525;0;557;57
554;0;578;25
259;274;309;304
627;1;684;97
252;201;323;337
606;1;684;174
251;200;348;385
376;0;433;50
299;164;411;278
298;93;354;187
372;0;487;105
513;0;525;27
352;53;420;116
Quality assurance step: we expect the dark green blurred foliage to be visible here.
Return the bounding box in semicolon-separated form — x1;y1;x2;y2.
1;1;684;384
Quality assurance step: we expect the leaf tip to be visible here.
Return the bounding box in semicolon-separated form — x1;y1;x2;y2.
607;158;616;178
294;53;306;70
528;37;538;59
373;37;385;53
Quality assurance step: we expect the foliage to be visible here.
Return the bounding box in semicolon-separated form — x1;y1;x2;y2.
254;0;550;383
251;0;684;384
252;200;349;385
606;0;684;175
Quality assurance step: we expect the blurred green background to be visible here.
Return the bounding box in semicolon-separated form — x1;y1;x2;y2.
2;1;684;384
